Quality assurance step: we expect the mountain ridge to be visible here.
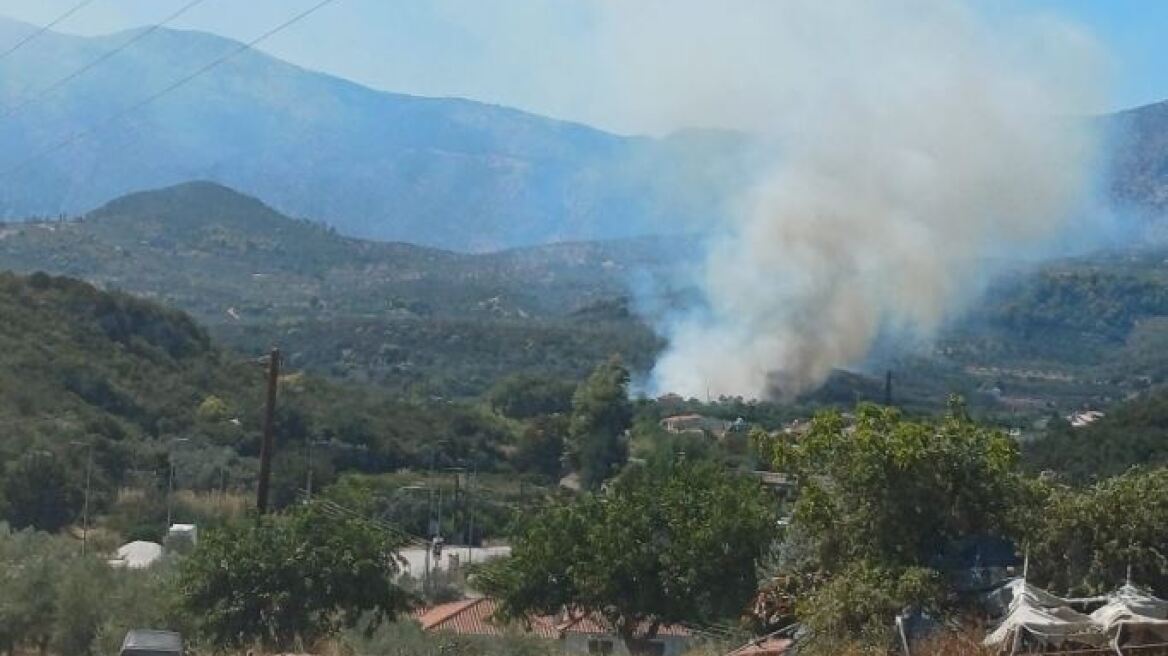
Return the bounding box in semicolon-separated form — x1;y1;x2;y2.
0;17;743;250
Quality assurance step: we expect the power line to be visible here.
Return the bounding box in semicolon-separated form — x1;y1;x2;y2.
0;0;100;63
1;0;212;121
0;0;341;180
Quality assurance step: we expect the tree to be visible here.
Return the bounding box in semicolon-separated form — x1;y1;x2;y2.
514;415;567;481
758;401;1023;650
478;461;776;652
486;374;575;420
569;359;632;489
764;401;1021;572
178;502;410;651
1;450;82;532
1027;468;1168;596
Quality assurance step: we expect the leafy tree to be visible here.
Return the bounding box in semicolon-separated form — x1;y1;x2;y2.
478;461;776;651
514;415;567;481
178;502;410;651
1027;468;1168;596
1;450;82;532
569;359;632;489
758;401;1022;650
486;374;575;420
764;401;1021;571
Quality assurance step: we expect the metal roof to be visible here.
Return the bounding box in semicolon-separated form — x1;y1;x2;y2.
121;630;182;654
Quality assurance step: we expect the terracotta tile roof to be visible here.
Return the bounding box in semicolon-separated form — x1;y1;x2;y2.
557;611;692;638
415;598;559;639
725;636;792;655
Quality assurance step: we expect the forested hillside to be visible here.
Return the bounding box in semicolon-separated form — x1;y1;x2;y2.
0;182;672;396
0;272;523;529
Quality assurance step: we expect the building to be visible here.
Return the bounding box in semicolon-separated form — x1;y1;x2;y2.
415;597;559;639
660;414;732;437
415;597;694;655
724;634;792;656
557;612;692;656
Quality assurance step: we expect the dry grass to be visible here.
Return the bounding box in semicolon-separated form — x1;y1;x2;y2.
172;489;252;518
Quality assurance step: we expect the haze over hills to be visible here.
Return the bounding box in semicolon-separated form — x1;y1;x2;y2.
0;17;749;250
6;180;1168;412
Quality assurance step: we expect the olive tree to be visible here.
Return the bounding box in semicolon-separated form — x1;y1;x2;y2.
178;502;410;651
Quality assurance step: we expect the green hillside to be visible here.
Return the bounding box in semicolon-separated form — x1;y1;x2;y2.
0;182;673;396
0;272;521;525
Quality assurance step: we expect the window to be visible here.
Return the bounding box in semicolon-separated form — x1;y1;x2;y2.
587;639;615;654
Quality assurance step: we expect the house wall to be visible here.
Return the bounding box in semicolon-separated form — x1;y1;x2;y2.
561;632;689;656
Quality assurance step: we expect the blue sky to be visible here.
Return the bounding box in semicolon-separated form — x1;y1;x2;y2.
0;0;1164;132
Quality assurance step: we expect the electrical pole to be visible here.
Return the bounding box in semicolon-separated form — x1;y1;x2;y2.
305;434;313;501
884;369;893;407
165;438;188;529
467;461;476;563
256;347;280;515
81;443;92;555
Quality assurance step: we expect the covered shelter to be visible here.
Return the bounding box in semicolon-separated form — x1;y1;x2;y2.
1091;584;1168;652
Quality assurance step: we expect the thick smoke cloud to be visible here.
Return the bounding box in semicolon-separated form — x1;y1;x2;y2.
597;0;1108;399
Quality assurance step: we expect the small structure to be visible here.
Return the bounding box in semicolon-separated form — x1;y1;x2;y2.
982;578;1168;654
660;414;731;437
108;541;164;570
164;524;197;552
120;630;182;656
1067;410;1105;428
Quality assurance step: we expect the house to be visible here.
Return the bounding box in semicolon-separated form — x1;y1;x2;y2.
660;414;731;437
557;612;692;656
724;634;792;656
414;597;559;638
415;597;694;655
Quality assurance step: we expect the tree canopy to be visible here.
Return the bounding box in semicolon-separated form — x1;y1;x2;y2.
478;461;776;646
178;502;410;651
569;359;633;489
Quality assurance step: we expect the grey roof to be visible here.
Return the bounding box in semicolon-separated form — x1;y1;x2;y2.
121;630;182;654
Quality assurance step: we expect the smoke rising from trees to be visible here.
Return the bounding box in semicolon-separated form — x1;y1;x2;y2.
607;0;1109;399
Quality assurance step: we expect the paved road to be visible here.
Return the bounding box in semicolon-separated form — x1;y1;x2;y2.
398;545;511;577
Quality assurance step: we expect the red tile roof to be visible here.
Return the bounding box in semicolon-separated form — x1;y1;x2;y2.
415;598;559;639
556;610;692;638
414;599;691;641
725;636;792;655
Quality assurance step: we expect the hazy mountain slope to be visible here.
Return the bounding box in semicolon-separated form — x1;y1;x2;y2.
0;17;745;249
1109;100;1168;215
0;181;684;323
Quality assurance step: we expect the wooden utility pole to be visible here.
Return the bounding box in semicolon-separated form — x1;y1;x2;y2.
256;348;281;514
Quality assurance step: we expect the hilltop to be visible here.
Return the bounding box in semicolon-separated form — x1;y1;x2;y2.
0;182;668;394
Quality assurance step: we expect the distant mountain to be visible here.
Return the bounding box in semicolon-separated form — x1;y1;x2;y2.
1109;100;1168;216
0;182;671;393
0;181;690;324
0;17;750;250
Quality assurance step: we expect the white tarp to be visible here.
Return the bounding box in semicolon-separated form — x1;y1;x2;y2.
1091;584;1168;647
985;580;1168;653
984;598;1106;651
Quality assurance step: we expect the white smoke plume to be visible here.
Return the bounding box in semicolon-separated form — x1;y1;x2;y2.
593;0;1110;399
